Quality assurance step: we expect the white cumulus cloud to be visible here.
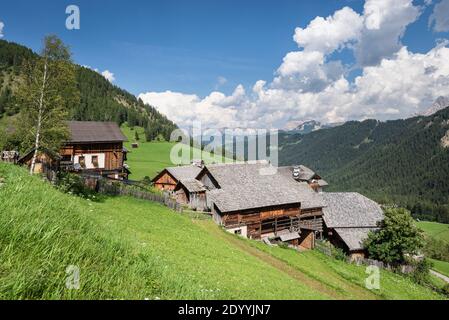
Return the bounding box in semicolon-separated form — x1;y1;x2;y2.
83;66;116;83
101;70;115;83
356;0;422;66
293;7;363;55
0;21;4;38
138;0;449;130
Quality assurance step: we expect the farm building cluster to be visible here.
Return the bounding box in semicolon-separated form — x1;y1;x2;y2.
153;161;384;259
1;120;384;259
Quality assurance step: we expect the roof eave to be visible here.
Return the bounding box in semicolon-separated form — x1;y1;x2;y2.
218;201;302;215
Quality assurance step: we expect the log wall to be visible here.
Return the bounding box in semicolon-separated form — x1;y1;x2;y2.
153;172;177;191
60;142;124;172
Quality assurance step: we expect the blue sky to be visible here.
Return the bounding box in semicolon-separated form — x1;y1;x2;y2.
0;0;363;96
0;0;436;95
1;0;449;128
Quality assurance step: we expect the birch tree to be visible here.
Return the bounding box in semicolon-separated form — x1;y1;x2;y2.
17;35;79;174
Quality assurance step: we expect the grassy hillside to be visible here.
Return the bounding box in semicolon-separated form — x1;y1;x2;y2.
0;163;444;299
121;124;229;180
416;221;449;281
122;124;175;180
417;221;449;243
429;259;449;278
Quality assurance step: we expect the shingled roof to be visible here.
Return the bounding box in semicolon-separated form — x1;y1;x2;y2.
333;227;380;251
166;166;203;181
67;121;127;143
322;192;384;228
177;179;206;193
322;193;384;251
204;162;325;213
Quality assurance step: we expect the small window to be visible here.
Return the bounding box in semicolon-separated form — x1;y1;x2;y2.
234;229;242;235
78;156;86;168
91;155;99;168
61;155;72;162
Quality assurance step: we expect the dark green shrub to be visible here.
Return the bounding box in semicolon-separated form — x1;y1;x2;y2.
56;172;97;200
332;247;347;261
278;242;289;249
442;284;449;296
365;208;424;265
409;259;431;285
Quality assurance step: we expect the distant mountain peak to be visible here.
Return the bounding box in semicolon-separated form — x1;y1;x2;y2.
285;119;343;134
420;96;449;116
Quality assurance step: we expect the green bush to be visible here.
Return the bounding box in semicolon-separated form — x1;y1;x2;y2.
55;172;97;200
278;242;290;249
332;247;348;261
365;208;425;265
442;284;449;296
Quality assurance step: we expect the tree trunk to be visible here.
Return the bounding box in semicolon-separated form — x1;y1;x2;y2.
30;60;48;175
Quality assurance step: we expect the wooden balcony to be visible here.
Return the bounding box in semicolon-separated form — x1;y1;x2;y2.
261;215;323;238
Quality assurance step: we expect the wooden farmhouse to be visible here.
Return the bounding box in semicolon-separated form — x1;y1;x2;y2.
196;162;325;249
322;192;384;260
19;121;129;180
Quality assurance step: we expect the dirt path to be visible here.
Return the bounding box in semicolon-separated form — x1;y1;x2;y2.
431;270;449;284
196;221;378;300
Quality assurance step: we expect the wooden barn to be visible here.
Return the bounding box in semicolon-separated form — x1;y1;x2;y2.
173;179;207;211
17;148;60;179
151;165;203;191
322;192;384;260
197;162;325;250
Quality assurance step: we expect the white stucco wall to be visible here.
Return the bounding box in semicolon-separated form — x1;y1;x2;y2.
74;153;105;169
226;226;248;238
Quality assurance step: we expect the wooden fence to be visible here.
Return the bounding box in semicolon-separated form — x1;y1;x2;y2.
89;176;183;213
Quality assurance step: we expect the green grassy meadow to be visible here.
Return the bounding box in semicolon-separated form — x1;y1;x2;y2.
417;221;449;243
0;163;444;300
416;221;449;283
121;124;228;180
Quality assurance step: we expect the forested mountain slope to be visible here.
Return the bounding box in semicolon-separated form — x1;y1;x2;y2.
279;107;449;222
0;39;177;141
